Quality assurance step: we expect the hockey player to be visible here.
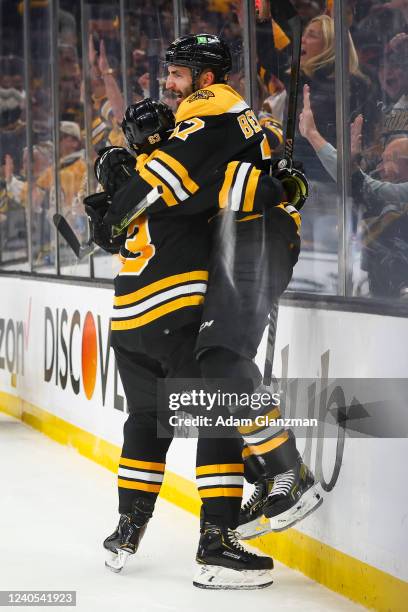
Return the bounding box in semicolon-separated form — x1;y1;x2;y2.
96;34;319;589
105;34;321;548
89;98;289;589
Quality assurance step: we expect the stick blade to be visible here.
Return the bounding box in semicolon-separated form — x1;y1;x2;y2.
53;213;81;258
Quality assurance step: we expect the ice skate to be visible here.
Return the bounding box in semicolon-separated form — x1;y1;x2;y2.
235;478;274;540
263;459;323;531
236;460;323;539
103;497;154;572
193;523;273;590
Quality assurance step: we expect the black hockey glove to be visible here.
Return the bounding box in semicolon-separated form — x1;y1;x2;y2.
84;192;125;254
94;146;137;196
271;159;308;210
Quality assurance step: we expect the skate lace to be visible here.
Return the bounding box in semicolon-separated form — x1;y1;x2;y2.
269;469;295;497
241;482;263;512
227;529;257;557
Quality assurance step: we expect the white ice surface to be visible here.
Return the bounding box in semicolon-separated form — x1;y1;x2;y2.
0;413;364;612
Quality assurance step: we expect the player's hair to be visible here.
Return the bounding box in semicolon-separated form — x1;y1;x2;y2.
301;15;361;78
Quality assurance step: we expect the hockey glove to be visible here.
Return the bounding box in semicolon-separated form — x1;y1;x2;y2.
272;159;309;210
94;146;137;196
84;192;125;254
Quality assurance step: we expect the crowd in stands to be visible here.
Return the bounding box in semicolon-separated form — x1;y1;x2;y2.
1;0;407;297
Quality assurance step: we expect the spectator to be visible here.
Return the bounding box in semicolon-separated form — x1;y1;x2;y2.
293;15;371;254
300;84;408;298
357;136;408;298
0;60;26;170
88;34;126;152
35;122;86;219
378;35;408;143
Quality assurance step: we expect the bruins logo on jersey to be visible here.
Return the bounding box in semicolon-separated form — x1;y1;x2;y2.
188;90;215;102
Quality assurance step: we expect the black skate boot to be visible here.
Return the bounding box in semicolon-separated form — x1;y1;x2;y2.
104;497;154;572
263;459;323;531
193;523;273;590
235;461;323;539
235;478;274;540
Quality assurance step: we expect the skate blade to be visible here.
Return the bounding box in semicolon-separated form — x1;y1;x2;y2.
267;484;323;532
235;515;272;541
105;549;132;573
193;564;273;590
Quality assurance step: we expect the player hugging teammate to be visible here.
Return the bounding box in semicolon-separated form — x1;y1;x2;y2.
83;33;322;590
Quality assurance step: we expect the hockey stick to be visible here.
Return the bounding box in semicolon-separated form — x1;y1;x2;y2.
263;1;302;385
52;186;163;261
53;214;95;260
269;0;302;165
111;185;163;237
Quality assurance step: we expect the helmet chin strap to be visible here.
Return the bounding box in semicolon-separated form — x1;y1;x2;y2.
190;67;226;91
191;67;203;92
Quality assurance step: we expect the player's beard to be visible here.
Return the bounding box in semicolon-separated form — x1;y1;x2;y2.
176;83;194;106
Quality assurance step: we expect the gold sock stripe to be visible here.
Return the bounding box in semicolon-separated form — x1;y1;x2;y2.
111;295;204;330
118;478;161;493
242;430;289;457
198;487;243;499
114;271;208;307
196;463;244;476
119;457;165;471
238;407;282;435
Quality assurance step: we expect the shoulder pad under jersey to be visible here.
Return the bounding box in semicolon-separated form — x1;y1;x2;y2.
175;84;248;123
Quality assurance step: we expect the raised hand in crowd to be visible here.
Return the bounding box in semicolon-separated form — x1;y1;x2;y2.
351;113;364;164
4;154;14;184
298;84;326;151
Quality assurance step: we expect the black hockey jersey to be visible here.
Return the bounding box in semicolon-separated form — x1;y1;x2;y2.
110;84;280;335
109;161;290;335
107;84;272;226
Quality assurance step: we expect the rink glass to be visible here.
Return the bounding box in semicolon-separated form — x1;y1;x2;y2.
0;0;407;312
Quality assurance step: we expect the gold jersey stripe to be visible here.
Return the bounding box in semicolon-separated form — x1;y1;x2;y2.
266;125;284;144
196;463;244;476
291;211;301;232
92;131;106;145
176;84;245;122
277;203;301;233
242;430;289;458
261;135;272;159
243;167;261;212
238;407;282;435
139;165;177;207
111;295;204;331
219;161;239;209
198;487;243;498
236;214;262;222
118;479;161;493
153;150;199;195
92;116;102;128
119;457;165;471
136;153;148;172
114;271;208;306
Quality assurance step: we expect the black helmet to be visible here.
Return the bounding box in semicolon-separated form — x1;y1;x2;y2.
165;34;232;89
121;98;175;154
